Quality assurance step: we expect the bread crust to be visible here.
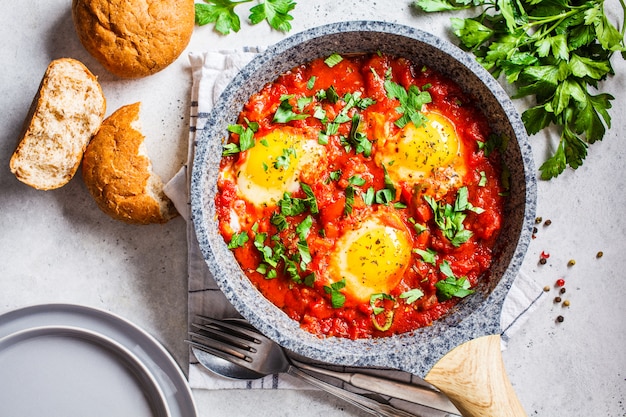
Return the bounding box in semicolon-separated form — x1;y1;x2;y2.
72;0;195;78
82;102;178;224
10;58;106;190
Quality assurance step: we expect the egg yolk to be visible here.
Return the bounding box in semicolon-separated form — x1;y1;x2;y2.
377;112;465;189
330;215;412;303
236;128;319;207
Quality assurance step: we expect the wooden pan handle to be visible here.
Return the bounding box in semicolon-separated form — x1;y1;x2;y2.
424;334;527;417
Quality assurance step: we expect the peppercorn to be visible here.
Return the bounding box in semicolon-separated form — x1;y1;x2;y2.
533;227;538;234
554;296;562;303
539;258;547;265
556;278;565;287
567;259;576;267
596;251;604;258
543;286;550;292
559;287;566;294
535;217;542;224
544;219;552;226
563;300;570;307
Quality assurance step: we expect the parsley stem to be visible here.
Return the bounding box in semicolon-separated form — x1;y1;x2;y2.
619;0;626;38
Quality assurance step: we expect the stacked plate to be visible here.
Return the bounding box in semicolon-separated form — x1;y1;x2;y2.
0;304;196;417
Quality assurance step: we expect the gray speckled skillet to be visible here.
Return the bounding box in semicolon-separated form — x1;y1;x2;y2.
191;21;536;416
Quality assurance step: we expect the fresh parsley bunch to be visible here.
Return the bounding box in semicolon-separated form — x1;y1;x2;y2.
414;0;626;179
195;0;297;35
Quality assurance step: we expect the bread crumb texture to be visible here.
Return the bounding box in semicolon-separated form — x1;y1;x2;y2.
10;58;106;190
72;0;195;78
82;102;178;224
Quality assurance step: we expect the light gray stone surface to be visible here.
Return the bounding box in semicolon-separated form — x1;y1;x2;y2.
1;1;625;416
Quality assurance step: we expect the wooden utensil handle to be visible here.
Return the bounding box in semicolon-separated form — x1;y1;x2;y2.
424;334;527;417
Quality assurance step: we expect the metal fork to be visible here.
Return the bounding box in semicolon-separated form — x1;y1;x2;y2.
187;316;458;417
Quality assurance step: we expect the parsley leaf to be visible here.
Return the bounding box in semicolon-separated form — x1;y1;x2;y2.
384;80;432;128
324;53;344;67
324;278;347;308
195;0;296;34
249;0;296;33
273;95;310;123
424;186;483;247
228;231;249;249
400;288;425;304
226;124;256;154
435;260;475;300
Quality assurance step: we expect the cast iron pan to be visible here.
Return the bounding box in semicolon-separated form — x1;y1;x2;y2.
191;21;537;416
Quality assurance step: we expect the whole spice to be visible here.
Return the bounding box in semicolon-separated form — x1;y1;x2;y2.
556;278;566;287
597;251;604;258
556;315;565;323
568;259;576;267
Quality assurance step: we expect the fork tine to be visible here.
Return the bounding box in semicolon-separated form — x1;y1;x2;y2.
188;329;254;360
195;315;266;342
190;322;258;353
186;338;256;371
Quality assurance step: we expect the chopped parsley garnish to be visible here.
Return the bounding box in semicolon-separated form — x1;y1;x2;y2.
273;147;297;170
384;80;432;128
307;76;317;90
344;185;355;215
324;278;347;308
435;260;475;300
424;186;484;247
300;183;319;214
295;215;313;240
324;53;344;68
399;288;425;304
414;248;437;265
224;123;257;155
363;187;375;205
278;192;307;216
347;114;373;157
228;231;249;249
273;95;310;123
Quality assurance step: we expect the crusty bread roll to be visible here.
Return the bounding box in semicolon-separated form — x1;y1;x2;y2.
10;58;106;190
82;102;178;224
72;0;195;78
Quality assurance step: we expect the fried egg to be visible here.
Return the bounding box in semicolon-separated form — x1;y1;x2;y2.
234;127;324;207
375;111;467;197
329;212;412;303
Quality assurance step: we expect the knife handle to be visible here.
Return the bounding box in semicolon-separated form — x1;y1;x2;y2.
425;334;527;417
292;358;460;415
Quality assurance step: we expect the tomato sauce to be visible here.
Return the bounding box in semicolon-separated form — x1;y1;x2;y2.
216;53;505;339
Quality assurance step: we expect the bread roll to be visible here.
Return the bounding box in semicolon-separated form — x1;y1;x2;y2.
10;58;106;190
72;0;195;78
82;102;178;224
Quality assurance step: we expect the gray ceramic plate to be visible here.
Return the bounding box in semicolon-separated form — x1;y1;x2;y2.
191;21;537;377
0;304;197;417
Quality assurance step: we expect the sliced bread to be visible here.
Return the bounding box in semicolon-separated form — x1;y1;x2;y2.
10;58;106;190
